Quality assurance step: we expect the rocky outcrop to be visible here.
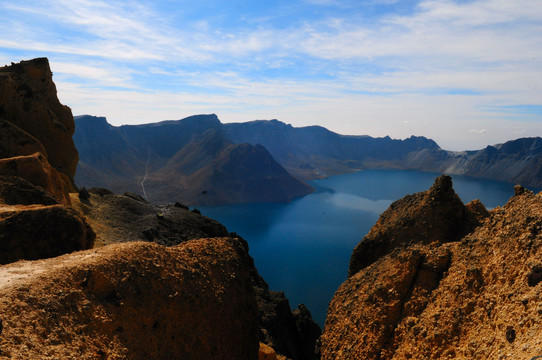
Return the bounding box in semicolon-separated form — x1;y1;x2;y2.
0;175;58;206
0;238;259;359
0;119;46;159
349;175;482;277
0;152;73;206
259;343;288;360
322;177;542;359
0;175;94;265
0;58;95;265
70;188;229;247
0;58;78;184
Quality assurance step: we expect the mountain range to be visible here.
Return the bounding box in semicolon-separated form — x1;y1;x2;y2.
74;114;542;206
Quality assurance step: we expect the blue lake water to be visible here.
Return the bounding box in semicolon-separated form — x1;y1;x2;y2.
200;169;538;327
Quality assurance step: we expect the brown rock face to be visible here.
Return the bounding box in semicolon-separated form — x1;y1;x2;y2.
0;175;58;206
0;152;73;206
0;58;78;183
0;119;46;159
0;175;94;265
348;175;481;277
70;189;229;247
0;204;95;265
322;178;542;359
0;238;259;359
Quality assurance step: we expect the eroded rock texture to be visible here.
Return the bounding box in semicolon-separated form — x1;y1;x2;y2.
0;152;73;206
0;176;94;265
322;176;542;359
349;175;482;277
0;58;78;183
0;238;259;359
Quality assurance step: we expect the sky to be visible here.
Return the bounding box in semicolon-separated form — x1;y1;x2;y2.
1;0;541;150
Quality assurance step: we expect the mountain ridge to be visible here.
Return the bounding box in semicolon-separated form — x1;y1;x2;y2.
75;114;542;206
74;115;313;205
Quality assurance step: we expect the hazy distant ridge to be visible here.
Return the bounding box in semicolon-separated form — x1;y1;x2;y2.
74;114;313;205
74;114;542;206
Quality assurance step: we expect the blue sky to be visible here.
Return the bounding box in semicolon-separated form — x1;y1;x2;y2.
1;0;541;150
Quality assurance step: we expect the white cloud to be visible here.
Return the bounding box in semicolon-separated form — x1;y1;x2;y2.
469;128;487;134
2;0;541;151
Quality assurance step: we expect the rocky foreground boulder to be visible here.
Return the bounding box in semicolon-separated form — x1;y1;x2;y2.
0;238;259;359
0;152;73;206
322;176;542;359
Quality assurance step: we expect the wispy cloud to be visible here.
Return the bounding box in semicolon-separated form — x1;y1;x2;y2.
1;0;541;150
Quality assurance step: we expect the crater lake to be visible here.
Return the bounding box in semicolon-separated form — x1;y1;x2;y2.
200;169;538;326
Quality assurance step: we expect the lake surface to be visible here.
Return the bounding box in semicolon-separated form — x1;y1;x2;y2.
200;169;537;327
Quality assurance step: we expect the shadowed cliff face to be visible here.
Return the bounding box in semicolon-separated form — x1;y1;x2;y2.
0;58;78;184
0;59;94;264
322;177;542;360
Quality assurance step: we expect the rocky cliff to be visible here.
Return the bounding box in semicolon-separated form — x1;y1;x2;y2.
438;137;542;188
0;59;94;263
0;58;78;185
322;176;542;359
224;120;441;180
75;114;542;198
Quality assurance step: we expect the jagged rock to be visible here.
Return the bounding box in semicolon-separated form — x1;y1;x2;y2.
70;191;229;247
0;152;73;206
293;304;322;360
251;265;321;360
0;238;259;359
0;119;47;159
322;179;542;359
348;175;484;276
0;175;58;206
259;343;288;360
0;175;94;265
0;204;95;265
0;58;78;184
78;186;90;200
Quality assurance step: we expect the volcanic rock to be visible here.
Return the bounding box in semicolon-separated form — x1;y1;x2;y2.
0;238;259;359
0;174;94;264
0;58;78;184
70;190;229;247
0;203;95;265
259;343;288;360
0;119;46;159
0;152;73;206
251;264;321;360
348;175;483;277
321;177;542;359
0;175;58;206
